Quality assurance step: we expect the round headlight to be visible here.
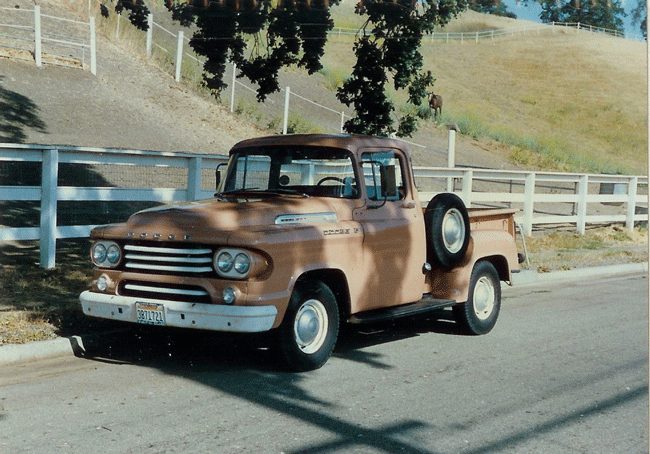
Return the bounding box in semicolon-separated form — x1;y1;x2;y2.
96;275;109;292
92;243;107;264
222;287;236;305
234;253;251;275
106;244;121;265
216;251;234;273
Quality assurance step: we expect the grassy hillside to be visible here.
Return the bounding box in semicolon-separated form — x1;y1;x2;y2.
90;2;648;174
324;9;648;174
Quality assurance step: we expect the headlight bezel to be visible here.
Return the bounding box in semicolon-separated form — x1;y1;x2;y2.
213;248;256;279
91;241;122;268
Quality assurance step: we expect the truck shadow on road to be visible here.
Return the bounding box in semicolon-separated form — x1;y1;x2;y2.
76;308;464;373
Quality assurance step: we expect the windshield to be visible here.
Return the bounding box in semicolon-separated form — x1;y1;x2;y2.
220;146;359;199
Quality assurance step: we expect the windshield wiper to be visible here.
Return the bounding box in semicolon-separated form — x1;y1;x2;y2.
215;188;309;198
267;188;310;198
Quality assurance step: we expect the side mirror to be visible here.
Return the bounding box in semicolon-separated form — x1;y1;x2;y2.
380;165;398;199
215;163;226;192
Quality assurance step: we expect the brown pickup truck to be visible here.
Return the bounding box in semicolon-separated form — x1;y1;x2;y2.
80;134;522;371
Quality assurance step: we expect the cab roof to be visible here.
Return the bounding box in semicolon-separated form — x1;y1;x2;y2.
229;134;412;158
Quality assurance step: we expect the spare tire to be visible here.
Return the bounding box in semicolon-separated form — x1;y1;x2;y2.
424;193;471;269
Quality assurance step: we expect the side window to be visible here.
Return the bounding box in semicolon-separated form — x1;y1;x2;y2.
361;151;405;201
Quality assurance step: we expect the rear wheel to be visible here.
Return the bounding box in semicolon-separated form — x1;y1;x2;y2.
453;261;501;335
277;280;339;372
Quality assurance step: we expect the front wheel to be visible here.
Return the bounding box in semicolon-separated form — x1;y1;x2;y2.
276;280;339;372
453;261;501;335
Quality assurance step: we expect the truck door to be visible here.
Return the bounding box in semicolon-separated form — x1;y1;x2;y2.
352;150;427;311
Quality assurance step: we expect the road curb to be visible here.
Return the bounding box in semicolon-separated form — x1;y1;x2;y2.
1;262;647;367
511;262;648;287
0;335;85;366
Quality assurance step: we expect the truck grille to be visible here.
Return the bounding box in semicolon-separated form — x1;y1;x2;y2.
123;244;214;276
120;281;211;304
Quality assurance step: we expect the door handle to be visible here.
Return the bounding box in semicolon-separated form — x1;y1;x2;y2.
402;201;416;209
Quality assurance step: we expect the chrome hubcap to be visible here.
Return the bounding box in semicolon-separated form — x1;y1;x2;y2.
473;276;495;320
294;299;328;354
442;208;465;253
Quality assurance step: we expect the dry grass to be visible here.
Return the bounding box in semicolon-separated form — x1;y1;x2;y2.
323;9;648;174
0;240;113;345
524;225;648;272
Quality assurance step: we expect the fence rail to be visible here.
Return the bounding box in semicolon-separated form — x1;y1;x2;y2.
0;144;646;269
330;21;644;43
0;5;96;73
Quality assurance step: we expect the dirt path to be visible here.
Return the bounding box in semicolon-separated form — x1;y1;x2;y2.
0;23;262;155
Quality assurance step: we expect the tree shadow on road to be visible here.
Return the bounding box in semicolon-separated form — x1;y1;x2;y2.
76;322;452;453
0;80;47;143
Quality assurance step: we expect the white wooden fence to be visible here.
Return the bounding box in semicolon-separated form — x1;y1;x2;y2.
0;5;96;74
1;144;647;268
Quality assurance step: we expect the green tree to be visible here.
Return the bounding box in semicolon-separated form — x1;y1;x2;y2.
468;0;516;19
102;0;151;30
337;0;467;136
127;0;465;137
538;0;625;34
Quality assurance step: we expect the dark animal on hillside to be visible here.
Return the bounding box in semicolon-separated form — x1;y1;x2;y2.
428;93;443;119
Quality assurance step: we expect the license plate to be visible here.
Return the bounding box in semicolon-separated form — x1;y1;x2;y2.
136;302;166;326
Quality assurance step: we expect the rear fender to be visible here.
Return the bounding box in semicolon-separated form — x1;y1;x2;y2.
426;230;517;302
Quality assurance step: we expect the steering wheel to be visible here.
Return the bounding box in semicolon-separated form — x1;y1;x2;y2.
316;176;345;186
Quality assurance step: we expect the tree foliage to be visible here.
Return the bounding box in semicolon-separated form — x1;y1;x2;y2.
538;0;625;33
102;0;151;30
166;0;335;102
468;0;516;19
108;0;467;137
337;0;467;136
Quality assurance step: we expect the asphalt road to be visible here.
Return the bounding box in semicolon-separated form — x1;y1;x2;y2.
1;273;647;454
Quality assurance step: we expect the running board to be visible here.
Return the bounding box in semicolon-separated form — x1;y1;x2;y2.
348;297;456;325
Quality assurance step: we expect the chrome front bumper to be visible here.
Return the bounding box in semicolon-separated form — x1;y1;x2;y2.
79;291;278;333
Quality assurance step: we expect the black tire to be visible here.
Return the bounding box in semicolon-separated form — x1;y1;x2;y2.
276;280;339;372
424;193;471;269
453;261;501;335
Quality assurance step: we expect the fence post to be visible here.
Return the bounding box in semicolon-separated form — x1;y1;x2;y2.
40;149;59;269
446;125;457;192
34;5;42;68
626;176;638;231
282;87;290;134
461;170;473;207
230;63;237;112
175;30;184;82
187;157;202;201
576;174;588;234
523;172;535;237
146;14;153;57
340;111;345;133
89;16;97;75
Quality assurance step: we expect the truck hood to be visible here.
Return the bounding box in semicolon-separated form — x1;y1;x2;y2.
94;197;346;243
